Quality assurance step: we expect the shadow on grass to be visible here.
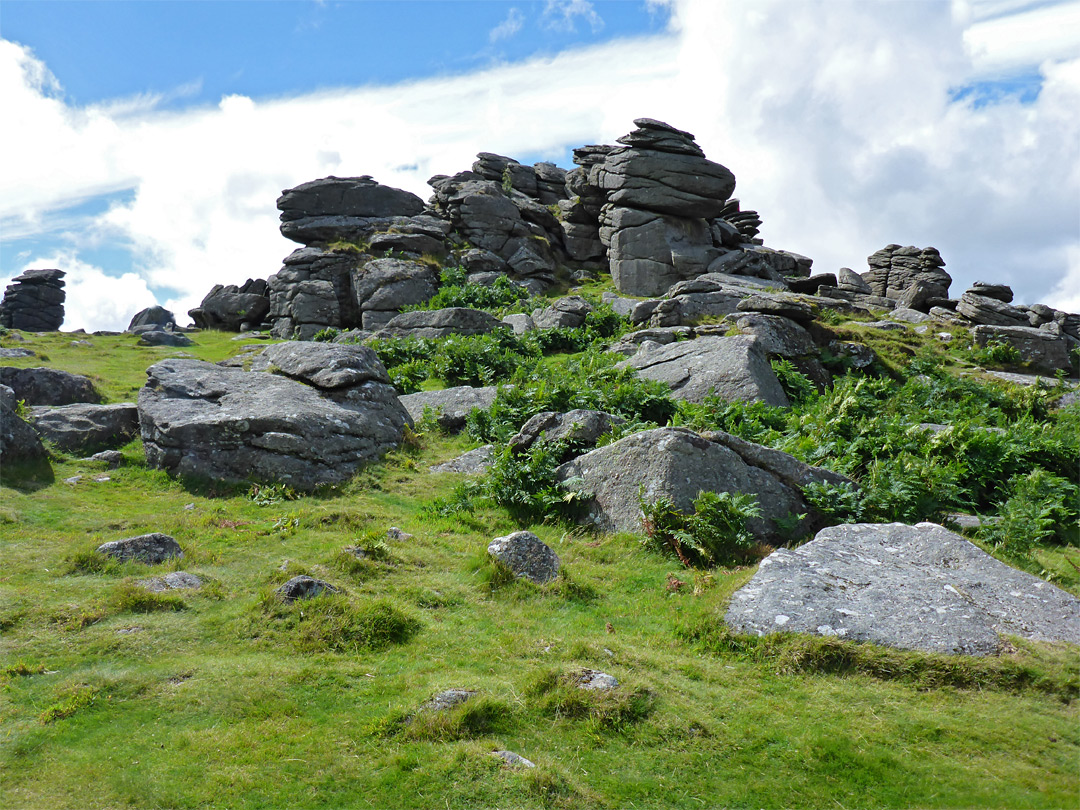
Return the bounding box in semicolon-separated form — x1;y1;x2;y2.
0;457;55;492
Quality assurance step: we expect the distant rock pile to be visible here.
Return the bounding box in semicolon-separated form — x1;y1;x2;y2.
188;279;271;331
0;269;65;331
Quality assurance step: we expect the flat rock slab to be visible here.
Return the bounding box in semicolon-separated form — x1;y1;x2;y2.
0;366;102;406
428;445;494;475
137;572;203;592
618;335;789;406
28;402;139;454
97;533;183;565
725;522;1080;656
139;358;408;490
398;386;496;432
488;531;560;584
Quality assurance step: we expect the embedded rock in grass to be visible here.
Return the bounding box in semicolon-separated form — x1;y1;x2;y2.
573;669;619;691
86;449;124;468
428;445;494;475
27;402;139;454
618;335;789;406
137;572;203;592
0;385;48;465
492;751;535;769
556;427;849;543
420;689;477;712
725;522;1080;656
0;367;102;406
487;531;560;585
277;575;338;602
138;356;409;490
398;386;497;432
97;533;183;565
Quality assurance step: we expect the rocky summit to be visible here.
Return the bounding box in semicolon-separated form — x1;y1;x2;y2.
0;269;66;332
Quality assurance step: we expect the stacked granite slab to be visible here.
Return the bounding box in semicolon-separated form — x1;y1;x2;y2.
189;278;270;331
0;269;65;331
864;244;951;311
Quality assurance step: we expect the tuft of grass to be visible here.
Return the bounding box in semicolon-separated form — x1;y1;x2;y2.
390;696;516;742
526;669;655;731
110;581;187;614
252;591;421;654
38;685;98;724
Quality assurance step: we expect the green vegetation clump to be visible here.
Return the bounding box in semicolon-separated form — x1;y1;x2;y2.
640;490;762;568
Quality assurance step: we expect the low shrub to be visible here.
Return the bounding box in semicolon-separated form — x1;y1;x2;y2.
526;669;655;730
640;490;761;568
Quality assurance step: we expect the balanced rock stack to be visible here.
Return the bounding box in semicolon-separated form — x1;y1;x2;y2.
596;119;737;297
863;245;951;311
0;269;65;331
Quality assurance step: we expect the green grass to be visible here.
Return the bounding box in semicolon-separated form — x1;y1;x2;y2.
1;329;1077;808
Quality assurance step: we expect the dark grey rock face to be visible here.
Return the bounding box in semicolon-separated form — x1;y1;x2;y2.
97;533;183;564
27;402;139;454
398;386;497;432
0;367;102;406
487;531;560;584
972;324;1073;373
556;427;848;543
278;176;425;245
138;356;409;490
725;522;1080;655
0;268;65;331
532;296;593;330
189;279;270;331
138;330;194;347
864;245;950;310
377;308;505;339
508;410;624;457
277;575;338;602
618;335;789;406
127;306;177;332
0;384;48;464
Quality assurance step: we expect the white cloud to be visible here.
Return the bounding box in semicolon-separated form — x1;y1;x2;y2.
962;0;1080;75
1;0;1077;333
543;0;604;33
490;7;525;42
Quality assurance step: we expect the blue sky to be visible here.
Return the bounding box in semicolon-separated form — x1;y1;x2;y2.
1;0;1078;330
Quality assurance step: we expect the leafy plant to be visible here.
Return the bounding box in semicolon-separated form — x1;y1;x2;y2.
640;490;761;568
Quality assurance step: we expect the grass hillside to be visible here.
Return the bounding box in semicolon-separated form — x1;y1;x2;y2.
1;298;1078;809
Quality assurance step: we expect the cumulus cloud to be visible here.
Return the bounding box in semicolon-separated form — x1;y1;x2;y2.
1;0;1077;332
490;7;525;42
543;0;604;33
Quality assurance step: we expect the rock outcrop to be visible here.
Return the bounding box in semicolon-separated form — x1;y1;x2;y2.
0;269;65;331
863;245;950;311
189;279;270;332
27;402;139;454
725;522;1080;655
0;384;48;465
0;367;102;406
127;306;177;333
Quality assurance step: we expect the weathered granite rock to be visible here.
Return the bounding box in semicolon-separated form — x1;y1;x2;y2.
556;427;849;542
277;176;425;245
277;575;338;602
351;258;438;324
864;246;950;309
398;386;497;432
268;248;362;339
0;384;48;464
251;341;400;394
97;533;183;564
508;409;624;457
138;356;409;490
618;336;789;406
532;296;593;330
608;326;693;356
787;273;838;295
0;347;35;359
0;269;65;331
377;308;505;339
725;522;1080;655
972;324;1073;373
138;330;194;347
137;572;203;592
419;689;476;713
87;449;124;468
127;306;177;332
572;669;619;691
189;279;270;331
27;402;139;454
488;531;560;584
0;367;102;406
957;292;1030;328
724;313;815;359
837;267;872;295
736;292;813;323
492;751;535;769
969;282;1013;303
429;445;494;475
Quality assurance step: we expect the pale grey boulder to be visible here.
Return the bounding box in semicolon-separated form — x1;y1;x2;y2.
27;402;139;454
972;324;1073;373
725;522;1080;655
137;571;203;592
724;313;815;359
618;335;789;407
532;296;593;330
97;533;183;565
556;427;847;542
487;531;560;584
398;385;497;432
138;356;409;490
252;340;398;393
864;245;950;305
428;445;494;475
958;292;1031;328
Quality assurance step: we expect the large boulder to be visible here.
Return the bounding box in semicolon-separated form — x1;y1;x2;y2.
398;385;497;432
277;176;425;245
0;269;65;331
957;292;1030;328
138;348;409;490
618;335;789;406
127;306;177;332
96;533;183;565
487;531;561;584
508;409;624;458
864;245;950;308
27;403;139;454
377;308;505;339
0;384;47;465
351;258;438;328
0;367;102;406
725;522;1080;655
189;279;270;332
972;324;1074;374
556;427;849;542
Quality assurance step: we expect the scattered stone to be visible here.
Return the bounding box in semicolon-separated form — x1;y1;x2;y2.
386;526;413;541
87;449;124;468
419;688;476;712
27;402;138;455
428;445;494;475
0;367;102;406
96;533;183;565
138;330;195;347
725;522;1080;655
398;386;497;432
0;269;65;331
0;347;35;358
618;335;789;406
277;575;338;602
492;751;535;769
502;313;535;335
487;531;561;584
137;572;203;592
572;669;619;691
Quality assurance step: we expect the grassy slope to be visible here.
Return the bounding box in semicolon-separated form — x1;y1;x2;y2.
1;329;1077;809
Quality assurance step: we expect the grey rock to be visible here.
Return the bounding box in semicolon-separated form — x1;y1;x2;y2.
459;248;507;274
618;335;789;406
736;293;813;323
88;449;124;468
252;341;395;390
725;313;815;359
572;669;619;691
138;358;408;490
97;533;183;565
127;306;177;332
502;313;535;335
378;308;505;339
972;324;1073;373
864;245;950;304
190;285;270;332
556;427;847;542
277;575;338;602
398;386;497;432
488;531;560;584
969;282;1014;303
27;402;139;454
826;340;877;370
137;571;203;592
139;330;194;347
889;307;932;324
278;176;425;245
596;148;736;219
419;689;476;713
0;386;48;465
492;751;535;769
367;231;445;258
351;258;437;312
837;267;872;295
508;410;624;456
957;292;1030;328
725;522;1080;655
787;273;838;294
0;347;35;358
0;367;102;406
428;445;494;475
532;296;593;330
0;268;65;331
608;327;693;356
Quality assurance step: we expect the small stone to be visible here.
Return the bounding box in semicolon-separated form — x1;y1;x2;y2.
573;669;619;691
487;531;560;584
419;688;476;712
97;533;183;565
276;575;338;602
386;526;413;541
492;751;535;769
